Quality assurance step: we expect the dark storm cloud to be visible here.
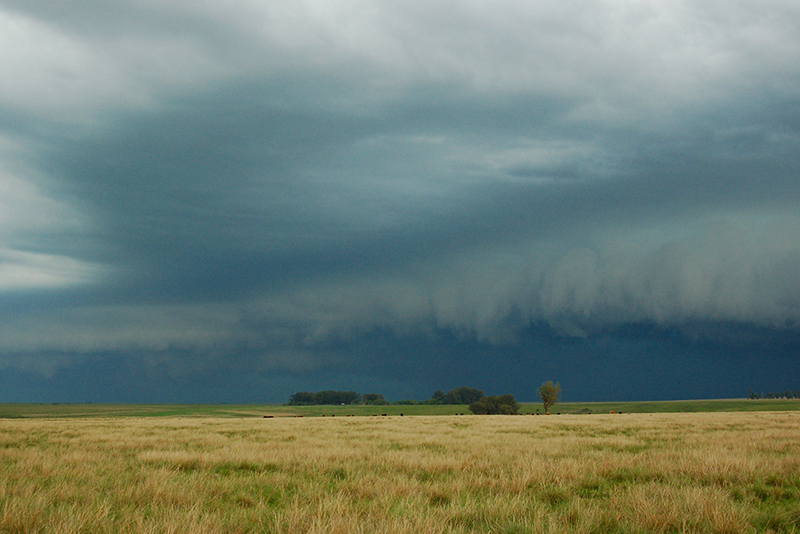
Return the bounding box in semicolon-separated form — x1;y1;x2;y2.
1;1;800;399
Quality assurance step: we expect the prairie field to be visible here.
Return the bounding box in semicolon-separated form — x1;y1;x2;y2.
1;412;799;533
2;398;798;419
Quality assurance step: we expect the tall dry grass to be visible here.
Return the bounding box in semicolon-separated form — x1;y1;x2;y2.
1;412;799;533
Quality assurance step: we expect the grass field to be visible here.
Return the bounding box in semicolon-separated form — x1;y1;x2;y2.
1;411;799;533
1;398;798;419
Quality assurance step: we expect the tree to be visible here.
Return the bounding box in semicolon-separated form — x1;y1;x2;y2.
428;390;446;405
312;390;360;405
538;381;561;413
469;394;519;415
287;391;315;405
363;393;386;405
444;386;484;405
287;390;361;405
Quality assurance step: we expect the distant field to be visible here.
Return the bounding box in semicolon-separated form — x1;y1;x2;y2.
1;398;799;419
1;412;799;533
533;398;800;415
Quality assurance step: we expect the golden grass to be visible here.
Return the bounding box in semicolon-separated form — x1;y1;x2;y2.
1;412;799;533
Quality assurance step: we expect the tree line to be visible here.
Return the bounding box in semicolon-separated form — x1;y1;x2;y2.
287;390;361;406
287;382;562;415
748;389;800;400
287;386;486;407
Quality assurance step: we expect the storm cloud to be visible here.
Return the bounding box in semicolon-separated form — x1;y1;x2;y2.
1;1;799;402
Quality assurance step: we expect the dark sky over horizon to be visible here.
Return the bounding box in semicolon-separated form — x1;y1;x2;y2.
1;1;799;403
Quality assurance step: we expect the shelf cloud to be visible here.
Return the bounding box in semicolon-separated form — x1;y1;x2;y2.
1;0;799;402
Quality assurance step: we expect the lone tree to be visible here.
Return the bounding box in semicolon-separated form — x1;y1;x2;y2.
538;381;561;413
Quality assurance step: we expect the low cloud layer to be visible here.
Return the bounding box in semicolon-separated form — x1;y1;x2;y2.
1;1;799;400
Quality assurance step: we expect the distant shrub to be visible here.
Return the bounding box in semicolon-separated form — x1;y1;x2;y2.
750;390;800;400
440;387;485;405
287;391;315;405
287;390;361;405
362;393;387;405
469;394;519;415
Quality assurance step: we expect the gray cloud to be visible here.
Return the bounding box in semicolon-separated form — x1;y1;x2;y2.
1;1;799;398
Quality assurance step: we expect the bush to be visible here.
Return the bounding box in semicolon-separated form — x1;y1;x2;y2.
287;391;315;405
287;390;361;405
443;387;485;405
469;394;519;415
425;390;446;405
363;393;387;405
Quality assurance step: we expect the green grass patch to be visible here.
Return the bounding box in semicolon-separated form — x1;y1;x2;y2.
2;398;799;419
521;398;800;414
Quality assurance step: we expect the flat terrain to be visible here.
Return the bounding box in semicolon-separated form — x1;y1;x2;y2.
1;412;799;533
1;398;799;418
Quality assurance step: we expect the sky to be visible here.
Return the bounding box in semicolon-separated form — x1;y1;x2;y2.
1;1;799;403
